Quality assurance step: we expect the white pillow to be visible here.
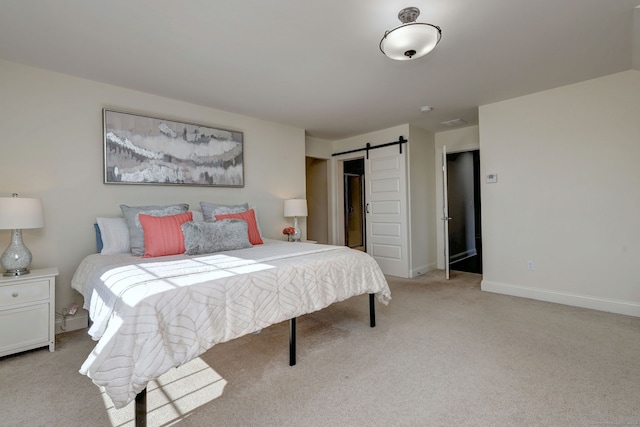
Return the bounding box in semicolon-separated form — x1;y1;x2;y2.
97;217;131;255
191;210;204;222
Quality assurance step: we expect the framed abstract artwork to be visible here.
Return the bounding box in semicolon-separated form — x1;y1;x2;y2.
103;109;244;187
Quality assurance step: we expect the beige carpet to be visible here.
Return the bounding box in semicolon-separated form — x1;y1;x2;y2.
1;270;639;427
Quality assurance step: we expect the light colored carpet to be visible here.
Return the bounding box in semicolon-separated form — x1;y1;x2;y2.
1;270;639;427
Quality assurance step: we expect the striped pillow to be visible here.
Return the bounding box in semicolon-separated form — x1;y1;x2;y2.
215;208;263;245
138;212;193;257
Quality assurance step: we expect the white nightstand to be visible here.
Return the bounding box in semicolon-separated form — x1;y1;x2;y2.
0;267;58;357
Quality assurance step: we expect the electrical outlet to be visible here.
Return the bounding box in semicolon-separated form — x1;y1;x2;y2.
527;260;535;271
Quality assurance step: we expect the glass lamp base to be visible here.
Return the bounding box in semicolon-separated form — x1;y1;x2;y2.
3;268;30;277
292;217;301;242
1;229;33;277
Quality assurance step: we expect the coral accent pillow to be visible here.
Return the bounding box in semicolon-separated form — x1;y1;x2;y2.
120;203;189;256
138;212;193;257
215;209;263;245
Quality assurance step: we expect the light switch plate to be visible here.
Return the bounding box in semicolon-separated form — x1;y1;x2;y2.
486;173;498;183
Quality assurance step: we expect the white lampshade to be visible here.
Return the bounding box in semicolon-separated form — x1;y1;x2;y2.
0;194;44;276
284;199;308;218
0;196;44;229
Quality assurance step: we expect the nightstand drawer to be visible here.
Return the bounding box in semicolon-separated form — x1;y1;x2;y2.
0;268;57;356
0;303;49;355
0;280;50;308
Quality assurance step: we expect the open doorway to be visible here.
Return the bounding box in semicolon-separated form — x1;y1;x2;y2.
343;158;365;251
305;157;329;244
447;150;482;274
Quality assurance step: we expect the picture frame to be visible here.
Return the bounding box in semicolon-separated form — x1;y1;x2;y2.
103;109;244;187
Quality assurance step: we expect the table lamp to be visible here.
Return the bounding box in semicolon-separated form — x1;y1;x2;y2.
284;199;307;242
0;193;44;276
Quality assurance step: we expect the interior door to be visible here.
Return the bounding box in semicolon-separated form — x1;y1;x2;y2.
365;145;409;277
442;146;451;279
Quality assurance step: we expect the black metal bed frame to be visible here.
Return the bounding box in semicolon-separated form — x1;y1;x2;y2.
133;293;377;426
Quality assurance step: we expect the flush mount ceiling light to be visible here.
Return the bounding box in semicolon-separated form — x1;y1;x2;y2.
380;7;442;60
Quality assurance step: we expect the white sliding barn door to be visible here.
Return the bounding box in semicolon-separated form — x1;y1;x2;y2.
365;145;409;277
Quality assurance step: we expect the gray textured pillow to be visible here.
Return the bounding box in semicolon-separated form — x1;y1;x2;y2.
199;201;248;222
182;219;252;255
120;203;189;256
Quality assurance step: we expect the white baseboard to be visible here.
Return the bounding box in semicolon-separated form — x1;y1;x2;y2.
481;280;640;317
411;261;438;278
55;312;89;334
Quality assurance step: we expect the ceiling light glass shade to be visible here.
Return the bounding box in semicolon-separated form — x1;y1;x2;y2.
380;22;442;60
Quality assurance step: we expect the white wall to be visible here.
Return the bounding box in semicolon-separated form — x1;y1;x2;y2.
305;135;333;159
330;125;409;245
332;125;409;246
479;70;640;316
330;124;437;277
633;6;640;70
331;125;409;155
408;125;437;276
434;126;480;268
306;157;329;243
0;60;306;327
305;135;334;242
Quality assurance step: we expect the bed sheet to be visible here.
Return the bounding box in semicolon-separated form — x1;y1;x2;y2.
71;240;391;408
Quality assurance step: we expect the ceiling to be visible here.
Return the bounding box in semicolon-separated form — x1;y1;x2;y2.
1;0;639;141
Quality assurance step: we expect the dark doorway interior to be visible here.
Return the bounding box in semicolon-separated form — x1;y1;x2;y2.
447;150;482;274
344;158;365;250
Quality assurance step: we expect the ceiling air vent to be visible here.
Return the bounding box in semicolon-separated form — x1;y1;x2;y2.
440;118;467;127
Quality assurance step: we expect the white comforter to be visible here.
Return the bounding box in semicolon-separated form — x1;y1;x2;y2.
71;240;391;408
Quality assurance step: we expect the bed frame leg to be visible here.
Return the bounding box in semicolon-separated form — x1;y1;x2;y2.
369;294;376;327
135;388;147;427
289;293;376;367
289;318;296;366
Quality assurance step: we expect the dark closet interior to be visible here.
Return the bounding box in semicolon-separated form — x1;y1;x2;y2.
447;150;482;274
343;158;365;250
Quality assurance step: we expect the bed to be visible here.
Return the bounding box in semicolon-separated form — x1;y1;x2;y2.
71;236;391;420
